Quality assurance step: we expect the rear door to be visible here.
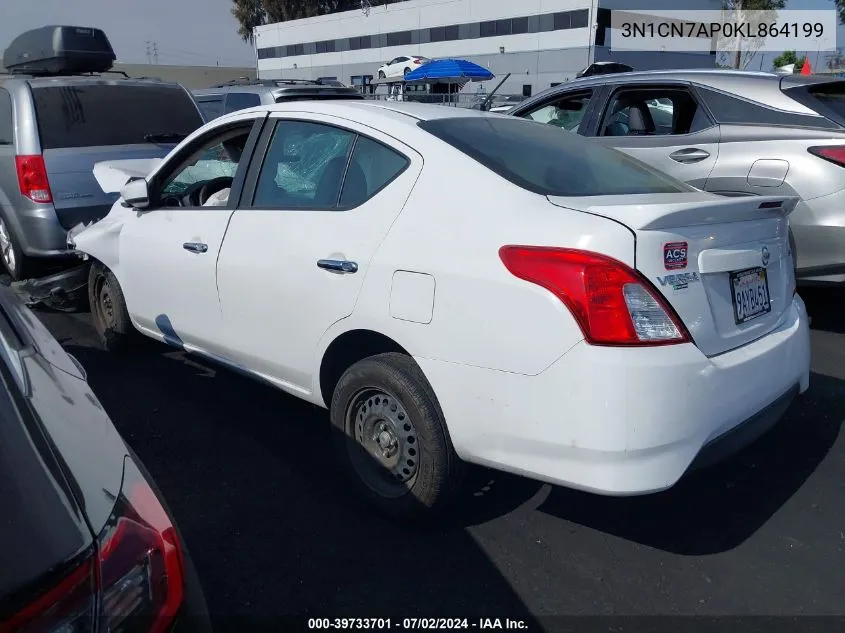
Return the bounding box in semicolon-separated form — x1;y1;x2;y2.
589;83;720;189
549;192;797;356
215;113;421;391
31;82;205;230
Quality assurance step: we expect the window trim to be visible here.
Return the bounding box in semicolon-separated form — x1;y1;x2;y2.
242;117;412;213
148;117;266;211
596;84;717;139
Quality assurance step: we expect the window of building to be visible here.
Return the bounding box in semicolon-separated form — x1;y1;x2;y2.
286;43;304;56
429;26;445;42
570;10;589;29
496;19;513;36
387;31;412;46
480;21;497;37
445;25;460;40
512;17;529;34
553;12;571;30
316;40;336;53
522;85;533;98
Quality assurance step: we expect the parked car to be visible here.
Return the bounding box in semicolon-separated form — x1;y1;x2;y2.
0;284;210;631
70;102;810;522
378;56;431;79
192;78;364;121
508;69;845;286
0;26;205;282
575;61;634;79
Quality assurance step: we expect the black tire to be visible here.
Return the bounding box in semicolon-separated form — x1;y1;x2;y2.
88;262;142;352
378;70;386;78
330;352;465;522
0;213;37;281
403;67;411;76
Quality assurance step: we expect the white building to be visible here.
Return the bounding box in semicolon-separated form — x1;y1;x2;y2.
255;0;720;97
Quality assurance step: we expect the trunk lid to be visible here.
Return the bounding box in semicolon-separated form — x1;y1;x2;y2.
43;144;174;230
547;192;798;357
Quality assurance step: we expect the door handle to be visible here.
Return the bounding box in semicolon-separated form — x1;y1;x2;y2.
317;259;358;274
669;148;711;164
183;242;208;254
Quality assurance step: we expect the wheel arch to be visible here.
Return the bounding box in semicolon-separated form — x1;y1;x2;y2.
318;328;413;408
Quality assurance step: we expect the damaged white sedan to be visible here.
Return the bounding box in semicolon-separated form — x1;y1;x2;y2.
71;101;811;522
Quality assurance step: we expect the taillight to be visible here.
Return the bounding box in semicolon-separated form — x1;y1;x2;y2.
499;246;691;346
1;460;185;633
15;155;53;203
808;145;845;167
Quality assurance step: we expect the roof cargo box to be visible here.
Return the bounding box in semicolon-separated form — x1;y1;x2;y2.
3;26;116;76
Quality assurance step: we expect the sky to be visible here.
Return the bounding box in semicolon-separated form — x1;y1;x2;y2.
1;0;256;67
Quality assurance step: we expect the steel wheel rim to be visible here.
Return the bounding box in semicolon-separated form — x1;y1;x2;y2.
0;218;16;274
346;388;419;498
96;277;116;329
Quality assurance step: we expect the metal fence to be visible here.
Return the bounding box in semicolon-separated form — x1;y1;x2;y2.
361;92;526;108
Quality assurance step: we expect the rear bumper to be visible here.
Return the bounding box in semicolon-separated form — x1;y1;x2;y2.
3;200;110;258
792;192;845;284
417;295;811;496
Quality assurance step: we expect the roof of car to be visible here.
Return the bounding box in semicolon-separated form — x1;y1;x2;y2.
224;99;485;122
0;72;186;90
521;68;843;115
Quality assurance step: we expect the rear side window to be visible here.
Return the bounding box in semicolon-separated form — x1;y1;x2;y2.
697;86;837;129
32;84;203;149
339;136;409;206
784;81;845;128
0;89;12;144
419;117;690;197
196;96;224;121
223;92;262;114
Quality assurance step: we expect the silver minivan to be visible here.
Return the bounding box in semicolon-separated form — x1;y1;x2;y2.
0;26;204;281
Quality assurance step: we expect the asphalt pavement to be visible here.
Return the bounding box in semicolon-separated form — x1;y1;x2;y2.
34;289;844;622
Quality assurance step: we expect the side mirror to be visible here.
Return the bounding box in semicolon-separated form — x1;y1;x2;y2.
121;177;150;209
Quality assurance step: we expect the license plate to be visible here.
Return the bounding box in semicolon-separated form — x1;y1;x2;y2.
730;266;771;324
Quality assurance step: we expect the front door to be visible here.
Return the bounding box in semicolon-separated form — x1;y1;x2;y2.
215;113;421;394
117;115;264;355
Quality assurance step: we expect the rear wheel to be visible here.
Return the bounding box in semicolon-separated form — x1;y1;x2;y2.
330;352;464;522
88;262;142;352
403;67;411;76
0;214;36;281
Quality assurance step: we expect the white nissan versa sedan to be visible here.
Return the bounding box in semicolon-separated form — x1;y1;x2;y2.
69;101;811;522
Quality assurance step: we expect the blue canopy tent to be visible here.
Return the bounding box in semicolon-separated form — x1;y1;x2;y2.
403;58;494;105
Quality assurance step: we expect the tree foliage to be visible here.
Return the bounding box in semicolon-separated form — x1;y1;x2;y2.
771;50;806;71
232;0;406;42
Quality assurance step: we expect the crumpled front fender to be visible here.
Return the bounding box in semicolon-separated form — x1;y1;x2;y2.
67;201;134;271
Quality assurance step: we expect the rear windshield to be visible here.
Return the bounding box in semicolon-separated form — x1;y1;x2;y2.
418;117;690;197
32;84;204;149
805;82;845;117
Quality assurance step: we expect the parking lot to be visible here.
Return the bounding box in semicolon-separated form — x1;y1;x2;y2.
32;287;844;620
